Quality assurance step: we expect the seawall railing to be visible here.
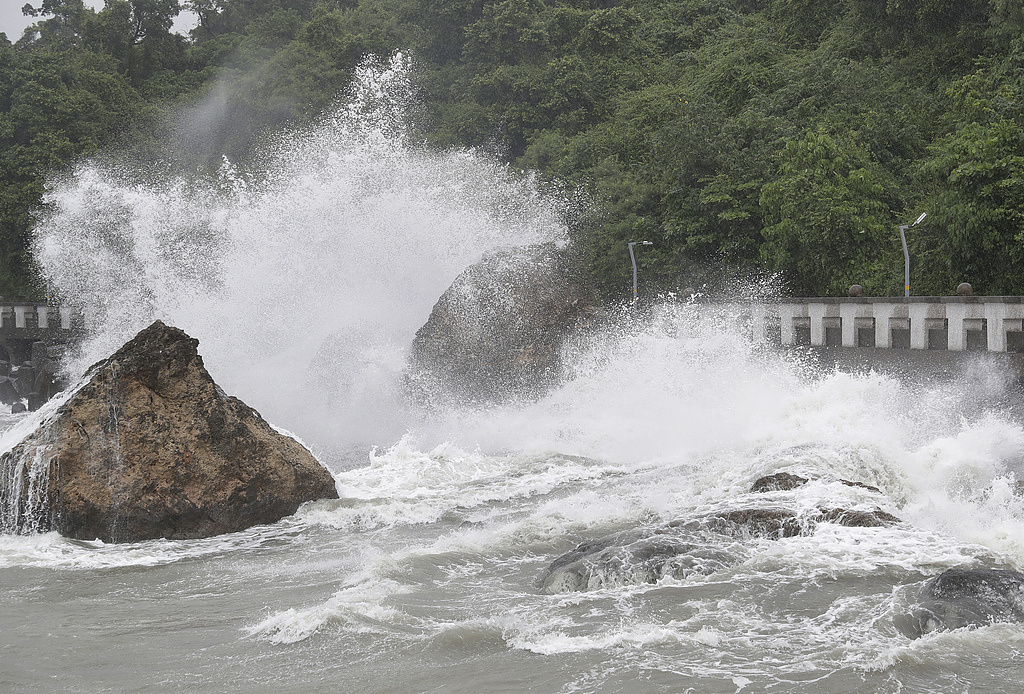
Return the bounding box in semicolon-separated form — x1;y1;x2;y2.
745;297;1024;352
0;302;78;340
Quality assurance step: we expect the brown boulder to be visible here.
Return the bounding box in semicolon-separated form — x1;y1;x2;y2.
0;321;338;542
407;243;599;403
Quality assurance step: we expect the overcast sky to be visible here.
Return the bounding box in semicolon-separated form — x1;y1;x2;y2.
0;1;198;42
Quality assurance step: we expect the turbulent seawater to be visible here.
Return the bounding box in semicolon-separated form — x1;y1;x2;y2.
4;56;1024;692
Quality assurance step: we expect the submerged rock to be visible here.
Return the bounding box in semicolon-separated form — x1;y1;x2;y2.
815;507;898;527
689;508;806;539
539;526;744;594
839;479;882;493
408;243;598;403
750;472;809;493
0;321;338;543
750;472;882;495
895;568;1024;638
541;506;901;593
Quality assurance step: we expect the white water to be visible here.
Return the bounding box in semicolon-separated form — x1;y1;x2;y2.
32;54;563;457
3;55;1024;692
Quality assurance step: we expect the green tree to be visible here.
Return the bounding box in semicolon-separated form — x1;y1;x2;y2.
759;128;902;295
917;119;1024;295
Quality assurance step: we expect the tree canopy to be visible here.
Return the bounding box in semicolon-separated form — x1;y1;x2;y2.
3;0;1024;299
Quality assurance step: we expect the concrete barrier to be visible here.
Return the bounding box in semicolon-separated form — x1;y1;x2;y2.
747;297;1024;353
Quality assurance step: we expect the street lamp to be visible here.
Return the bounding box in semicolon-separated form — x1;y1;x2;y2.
628;241;652;306
899;212;927;297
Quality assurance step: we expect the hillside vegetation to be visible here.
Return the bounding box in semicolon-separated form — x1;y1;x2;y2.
4;0;1024;299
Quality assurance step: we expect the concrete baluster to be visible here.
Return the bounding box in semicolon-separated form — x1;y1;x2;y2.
839;303;858;347
986;303;1007;352
873;303;896;348
808;302;827;346
1001;302;1024;352
908;303;929;349
945;302;966;351
779;304;799;346
750;305;766;343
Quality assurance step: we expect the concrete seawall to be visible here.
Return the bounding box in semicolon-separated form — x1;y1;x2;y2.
739;297;1024;353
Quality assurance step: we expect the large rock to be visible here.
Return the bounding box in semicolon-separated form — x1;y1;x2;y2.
0;321;338;542
408;243;599;403
895;568;1024;638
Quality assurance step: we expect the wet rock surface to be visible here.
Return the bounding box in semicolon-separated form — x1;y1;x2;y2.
0;321;338;542
896;568;1024;638
0;340;65;411
750;472;881;495
541;505;901;593
408;243;598;403
750;472;809;493
539;525;745;594
815;507;898;527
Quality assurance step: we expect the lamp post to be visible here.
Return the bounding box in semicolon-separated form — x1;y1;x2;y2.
628;241;652;306
899;212;927;297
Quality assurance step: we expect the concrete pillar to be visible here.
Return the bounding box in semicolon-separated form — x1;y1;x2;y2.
873;303;896;348
13;306;27;329
751;305;766;343
986;303;1007;352
36;306;48;329
808;302;827;346
59;306;72;330
946;303;966;351
1005;302;1024;344
779;304;802;346
909;303;930;350
840;303;858;347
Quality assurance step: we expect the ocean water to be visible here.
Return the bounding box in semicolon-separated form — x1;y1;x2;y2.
4;56;1024;693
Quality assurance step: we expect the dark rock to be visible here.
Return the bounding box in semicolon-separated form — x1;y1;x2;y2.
696;506;899;534
751;472;809;493
542;505;901;593
30;341;47;366
895;568;1024;638
816;508;898;527
0;320;338;542
840;479;881;493
26;392;43;412
12;366;33;397
694;508;807;539
408;243;599;403
32;365;58;401
751;472;881;495
539;526;743;594
0;377;20;405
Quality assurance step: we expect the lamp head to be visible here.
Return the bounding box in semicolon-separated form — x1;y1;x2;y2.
914;212;927;225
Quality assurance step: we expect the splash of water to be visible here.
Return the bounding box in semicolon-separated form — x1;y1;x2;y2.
22;49;1024;581
31;54;566;456
0;437;56;534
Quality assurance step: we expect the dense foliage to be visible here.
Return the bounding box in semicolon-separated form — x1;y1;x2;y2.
4;0;1024;299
